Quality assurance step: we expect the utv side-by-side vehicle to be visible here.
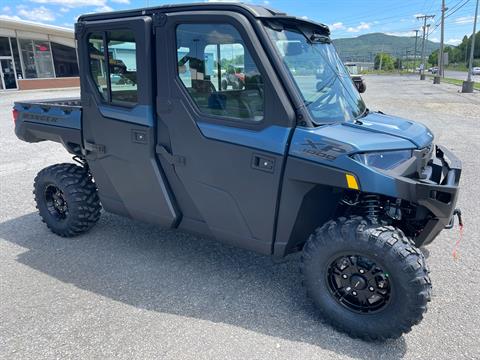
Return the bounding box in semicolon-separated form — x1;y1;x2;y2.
13;3;462;341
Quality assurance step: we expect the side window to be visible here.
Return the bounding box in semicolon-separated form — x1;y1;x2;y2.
107;30;137;105
176;24;264;122
87;30;138;106
88;33;108;100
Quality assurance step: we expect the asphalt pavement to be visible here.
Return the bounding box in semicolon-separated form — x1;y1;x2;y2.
1;75;479;359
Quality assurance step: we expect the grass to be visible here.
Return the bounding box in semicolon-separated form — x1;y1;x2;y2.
425;74;480;90
360;70;479;91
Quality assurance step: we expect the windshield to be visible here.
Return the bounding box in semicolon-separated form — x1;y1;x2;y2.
266;26;366;124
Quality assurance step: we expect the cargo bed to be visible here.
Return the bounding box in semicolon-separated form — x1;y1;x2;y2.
14;98;83;155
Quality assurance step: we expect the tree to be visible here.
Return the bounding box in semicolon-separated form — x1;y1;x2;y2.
374;52;395;70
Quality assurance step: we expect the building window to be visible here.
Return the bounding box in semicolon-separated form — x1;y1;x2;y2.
34;41;55;78
10;38;23;79
176;23;264;122
0;37;11;56
19;39;36;78
19;39;55;79
51;42;79;77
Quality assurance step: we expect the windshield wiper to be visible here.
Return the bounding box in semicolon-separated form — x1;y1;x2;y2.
355;108;369;122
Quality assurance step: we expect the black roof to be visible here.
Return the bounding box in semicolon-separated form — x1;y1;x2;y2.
77;2;329;34
78;2;281;21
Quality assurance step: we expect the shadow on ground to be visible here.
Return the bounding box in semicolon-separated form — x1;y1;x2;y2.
0;212;407;359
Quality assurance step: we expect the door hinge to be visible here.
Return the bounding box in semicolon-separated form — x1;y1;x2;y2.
152;13;167;34
85;141;106;154
156;145;185;166
74;22;86;40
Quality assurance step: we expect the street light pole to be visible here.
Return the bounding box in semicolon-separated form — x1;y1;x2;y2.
435;0;447;84
417;14;435;80
462;0;479;92
413;29;420;72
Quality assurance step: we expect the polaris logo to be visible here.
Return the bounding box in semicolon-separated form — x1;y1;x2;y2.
301;139;347;161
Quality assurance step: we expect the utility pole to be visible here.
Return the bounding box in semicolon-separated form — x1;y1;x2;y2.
435;0;447;84
462;0;479;92
417;14;435;80
425;24;431;55
379;46;384;71
413;29;420;72
406;48;409;72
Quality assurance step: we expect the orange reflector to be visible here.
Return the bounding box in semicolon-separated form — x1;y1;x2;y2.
346;174;359;190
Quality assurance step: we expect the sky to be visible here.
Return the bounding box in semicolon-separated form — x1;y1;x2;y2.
0;0;478;44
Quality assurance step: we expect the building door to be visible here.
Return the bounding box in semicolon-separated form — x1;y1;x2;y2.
0;58;17;90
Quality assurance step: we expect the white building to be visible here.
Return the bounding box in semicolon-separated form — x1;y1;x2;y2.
0;18;78;90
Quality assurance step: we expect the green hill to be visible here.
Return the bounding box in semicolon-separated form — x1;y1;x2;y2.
333;33;440;62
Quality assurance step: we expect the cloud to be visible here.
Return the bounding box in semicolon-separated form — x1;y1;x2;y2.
111;0;130;3
0;14;22;20
2;6;12;12
30;0;106;7
301;16;308;20
18;5;56;22
446;38;462;45
347;22;371;33
413;13;425;18
95;5;114;12
453;16;474;25
330;22;345;30
385;31;417;37
60;7;70;13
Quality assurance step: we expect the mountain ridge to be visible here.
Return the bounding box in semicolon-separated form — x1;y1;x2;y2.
333;32;440;62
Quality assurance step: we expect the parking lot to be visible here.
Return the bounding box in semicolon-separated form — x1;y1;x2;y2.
0;74;479;359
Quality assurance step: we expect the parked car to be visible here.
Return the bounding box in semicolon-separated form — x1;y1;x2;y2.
344;63;366;93
472;67;480;75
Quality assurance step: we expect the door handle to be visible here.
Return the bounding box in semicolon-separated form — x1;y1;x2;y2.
251;154;275;173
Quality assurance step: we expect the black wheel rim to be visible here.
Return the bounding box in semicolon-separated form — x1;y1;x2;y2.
326;254;391;314
44;184;68;220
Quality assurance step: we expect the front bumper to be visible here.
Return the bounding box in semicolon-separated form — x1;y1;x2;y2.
394;144;462;246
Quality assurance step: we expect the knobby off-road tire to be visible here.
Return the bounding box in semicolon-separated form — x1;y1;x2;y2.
301;216;431;341
33;163;101;237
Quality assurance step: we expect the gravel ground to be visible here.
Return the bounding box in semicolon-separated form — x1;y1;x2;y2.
1;75;479;359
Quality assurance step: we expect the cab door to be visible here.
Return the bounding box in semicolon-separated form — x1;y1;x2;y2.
155;12;295;254
77;17;179;226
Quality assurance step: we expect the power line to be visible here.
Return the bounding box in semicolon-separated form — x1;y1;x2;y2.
445;0;471;18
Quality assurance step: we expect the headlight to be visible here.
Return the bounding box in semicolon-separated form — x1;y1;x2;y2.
353;150;413;170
